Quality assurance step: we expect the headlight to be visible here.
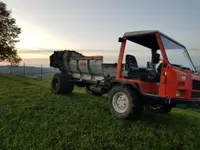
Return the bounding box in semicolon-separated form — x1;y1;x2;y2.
181;75;187;81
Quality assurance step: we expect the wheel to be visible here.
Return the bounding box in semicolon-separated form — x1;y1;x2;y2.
51;74;74;94
145;104;172;113
108;85;143;119
85;86;103;96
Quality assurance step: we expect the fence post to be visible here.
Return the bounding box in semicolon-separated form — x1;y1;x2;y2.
10;64;12;75
41;64;43;81
23;63;25;77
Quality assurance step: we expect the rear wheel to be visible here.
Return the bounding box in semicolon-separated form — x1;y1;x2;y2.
145;104;172;113
51;74;74;94
108;85;143;119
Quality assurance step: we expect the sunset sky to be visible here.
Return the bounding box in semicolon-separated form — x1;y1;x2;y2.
3;0;200;67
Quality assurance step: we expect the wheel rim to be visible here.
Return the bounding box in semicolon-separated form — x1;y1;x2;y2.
112;92;129;113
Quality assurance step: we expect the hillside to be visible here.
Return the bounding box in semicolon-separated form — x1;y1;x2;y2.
1;75;200;150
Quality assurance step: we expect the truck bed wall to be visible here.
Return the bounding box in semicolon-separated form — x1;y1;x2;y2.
50;50;125;84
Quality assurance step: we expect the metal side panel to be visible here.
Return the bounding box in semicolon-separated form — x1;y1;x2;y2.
72;73;104;82
81;74;92;81
78;60;90;74
69;60;79;73
102;64;117;77
91;76;104;81
89;59;104;76
72;73;81;79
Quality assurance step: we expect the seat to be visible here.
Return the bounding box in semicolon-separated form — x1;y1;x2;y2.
125;54;150;79
125;54;138;71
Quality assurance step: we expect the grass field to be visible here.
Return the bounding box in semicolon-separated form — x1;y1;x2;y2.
1;75;200;150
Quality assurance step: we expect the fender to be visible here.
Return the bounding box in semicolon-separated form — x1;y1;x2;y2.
111;81;141;93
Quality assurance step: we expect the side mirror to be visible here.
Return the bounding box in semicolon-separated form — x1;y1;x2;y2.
118;37;125;42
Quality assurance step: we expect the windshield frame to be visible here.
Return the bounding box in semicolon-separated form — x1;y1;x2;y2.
160;34;197;72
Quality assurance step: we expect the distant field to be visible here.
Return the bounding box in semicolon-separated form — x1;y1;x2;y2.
1;75;200;150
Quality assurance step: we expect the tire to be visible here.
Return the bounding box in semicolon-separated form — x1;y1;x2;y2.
108;85;143;119
145;104;172;113
51;74;74;94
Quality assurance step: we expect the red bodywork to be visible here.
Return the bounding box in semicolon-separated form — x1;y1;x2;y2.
116;31;200;102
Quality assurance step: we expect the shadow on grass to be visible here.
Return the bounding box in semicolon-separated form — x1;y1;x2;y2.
58;90;107;102
58;91;200;130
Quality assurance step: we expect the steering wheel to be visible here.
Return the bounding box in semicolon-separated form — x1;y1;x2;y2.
145;62;156;78
147;60;163;80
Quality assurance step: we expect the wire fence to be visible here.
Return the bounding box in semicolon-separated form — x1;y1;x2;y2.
0;64;60;82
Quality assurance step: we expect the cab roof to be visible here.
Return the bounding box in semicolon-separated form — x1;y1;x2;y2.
123;30;185;49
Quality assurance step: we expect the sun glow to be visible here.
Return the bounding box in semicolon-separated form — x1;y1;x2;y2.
14;15;78;54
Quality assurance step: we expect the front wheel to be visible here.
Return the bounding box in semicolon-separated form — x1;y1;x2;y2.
108;85;143;119
145;104;172;113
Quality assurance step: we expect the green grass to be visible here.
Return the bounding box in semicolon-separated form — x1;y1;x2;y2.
0;74;200;150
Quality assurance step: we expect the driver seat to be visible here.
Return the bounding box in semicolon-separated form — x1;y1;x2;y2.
125;54;148;79
125;54;138;71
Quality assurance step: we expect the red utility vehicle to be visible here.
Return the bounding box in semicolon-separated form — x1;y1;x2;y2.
50;30;200;119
